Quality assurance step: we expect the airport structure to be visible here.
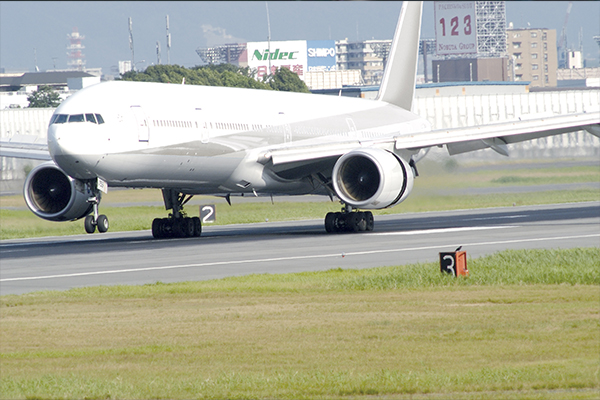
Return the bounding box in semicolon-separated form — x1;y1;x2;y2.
0;71;101;109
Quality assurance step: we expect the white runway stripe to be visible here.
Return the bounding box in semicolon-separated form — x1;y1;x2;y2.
2;233;598;283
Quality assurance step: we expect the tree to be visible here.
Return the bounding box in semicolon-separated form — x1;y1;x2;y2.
268;67;310;93
27;85;62;108
119;64;310;93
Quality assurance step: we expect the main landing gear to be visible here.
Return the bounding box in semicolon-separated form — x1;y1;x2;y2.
325;205;374;233
152;189;202;239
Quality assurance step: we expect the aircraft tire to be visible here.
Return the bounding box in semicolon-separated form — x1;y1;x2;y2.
365;211;374;231
192;217;202;237
97;215;109;233
84;215;96;234
349;213;361;233
325;212;336;233
152;218;163;239
182;218;195;237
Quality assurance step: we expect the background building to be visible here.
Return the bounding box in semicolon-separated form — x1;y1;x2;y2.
506;28;557;87
336;39;390;86
196;40;362;90
432;1;509;83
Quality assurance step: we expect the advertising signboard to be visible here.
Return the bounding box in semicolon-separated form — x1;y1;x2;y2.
434;1;477;55
247;40;307;80
307;40;337;72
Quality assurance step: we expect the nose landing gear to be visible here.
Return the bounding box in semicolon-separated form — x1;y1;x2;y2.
84;188;109;234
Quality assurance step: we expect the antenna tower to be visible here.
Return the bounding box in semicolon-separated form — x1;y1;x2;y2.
67;27;86;71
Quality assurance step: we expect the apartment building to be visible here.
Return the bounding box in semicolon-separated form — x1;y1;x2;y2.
506;28;557;87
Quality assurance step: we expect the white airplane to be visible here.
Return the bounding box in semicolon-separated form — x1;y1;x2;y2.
2;1;599;238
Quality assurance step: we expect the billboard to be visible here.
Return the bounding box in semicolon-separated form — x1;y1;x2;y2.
434;1;477;56
247;40;307;80
307;40;337;72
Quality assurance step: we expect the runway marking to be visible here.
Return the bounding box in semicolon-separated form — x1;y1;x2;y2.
370;226;517;236
2;233;599;283
462;215;527;221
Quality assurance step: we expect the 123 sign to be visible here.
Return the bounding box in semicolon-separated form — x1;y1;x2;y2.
434;1;477;55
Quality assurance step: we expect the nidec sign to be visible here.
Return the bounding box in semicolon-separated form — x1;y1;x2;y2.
247;40;308;80
252;48;298;61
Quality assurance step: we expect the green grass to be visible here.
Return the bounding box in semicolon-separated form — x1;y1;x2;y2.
1;248;599;399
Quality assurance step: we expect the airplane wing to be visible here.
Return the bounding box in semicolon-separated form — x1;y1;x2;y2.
265;112;600;172
0;140;52;161
394;112;600;156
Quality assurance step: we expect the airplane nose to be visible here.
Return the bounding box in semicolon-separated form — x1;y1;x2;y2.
47;124;99;179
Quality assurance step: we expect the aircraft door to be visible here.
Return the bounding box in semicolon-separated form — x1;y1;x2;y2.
196;108;210;143
130;105;149;142
346;117;357;138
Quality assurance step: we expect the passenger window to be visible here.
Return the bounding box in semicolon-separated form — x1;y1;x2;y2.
85;114;97;123
55;114;68;124
69;114;85;123
95;114;105;124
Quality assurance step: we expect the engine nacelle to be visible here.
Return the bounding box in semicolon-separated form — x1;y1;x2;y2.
23;161;95;222
332;148;414;209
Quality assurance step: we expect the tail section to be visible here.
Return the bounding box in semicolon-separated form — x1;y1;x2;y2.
376;1;423;112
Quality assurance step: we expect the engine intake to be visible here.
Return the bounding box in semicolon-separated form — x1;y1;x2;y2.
332;148;414;209
24;162;94;221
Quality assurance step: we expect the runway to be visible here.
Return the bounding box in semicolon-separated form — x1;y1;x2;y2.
1;202;599;295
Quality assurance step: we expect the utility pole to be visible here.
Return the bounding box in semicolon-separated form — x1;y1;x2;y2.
265;2;271;74
166;15;171;64
156;41;161;65
129;17;134;71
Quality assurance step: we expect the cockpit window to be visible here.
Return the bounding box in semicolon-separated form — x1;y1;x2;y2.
51;113;104;125
54;114;68;124
68;114;85;123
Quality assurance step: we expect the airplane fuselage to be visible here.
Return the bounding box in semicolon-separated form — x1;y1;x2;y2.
49;81;430;196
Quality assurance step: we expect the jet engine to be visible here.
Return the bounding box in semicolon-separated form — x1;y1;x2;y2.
23;161;94;221
332;148;414;209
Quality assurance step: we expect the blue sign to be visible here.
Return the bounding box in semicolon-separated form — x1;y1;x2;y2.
307;40;337;72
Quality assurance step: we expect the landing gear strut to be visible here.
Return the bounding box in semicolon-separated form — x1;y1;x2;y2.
325;204;374;233
84;184;109;234
152;189;202;239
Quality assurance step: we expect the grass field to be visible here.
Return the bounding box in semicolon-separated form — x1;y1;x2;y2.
1;248;599;399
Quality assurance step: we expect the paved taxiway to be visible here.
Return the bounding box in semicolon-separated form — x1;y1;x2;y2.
1;202;599;295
